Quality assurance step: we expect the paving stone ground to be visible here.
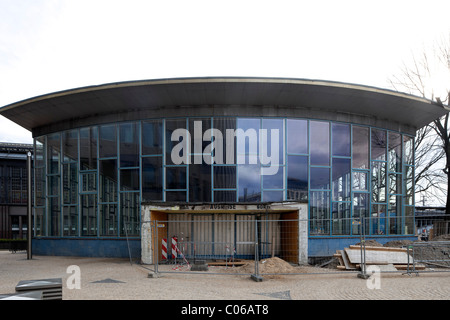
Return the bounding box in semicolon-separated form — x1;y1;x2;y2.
1;251;450;300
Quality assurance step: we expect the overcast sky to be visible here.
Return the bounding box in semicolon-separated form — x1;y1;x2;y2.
1;0;450;144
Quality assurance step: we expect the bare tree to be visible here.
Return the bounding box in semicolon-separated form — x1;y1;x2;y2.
389;34;450;212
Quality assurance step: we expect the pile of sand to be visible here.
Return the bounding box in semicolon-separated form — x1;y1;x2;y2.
233;257;297;275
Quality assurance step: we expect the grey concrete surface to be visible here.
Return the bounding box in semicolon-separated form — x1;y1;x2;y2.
1;251;450;300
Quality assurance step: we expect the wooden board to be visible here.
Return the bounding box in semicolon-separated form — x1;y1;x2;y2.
349;245;408;252
339;250;357;270
344;248;414;265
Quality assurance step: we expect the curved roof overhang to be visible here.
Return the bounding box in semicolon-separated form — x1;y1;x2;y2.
0;77;448;137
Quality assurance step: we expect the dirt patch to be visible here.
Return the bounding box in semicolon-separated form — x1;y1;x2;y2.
355;240;383;247
383;240;414;248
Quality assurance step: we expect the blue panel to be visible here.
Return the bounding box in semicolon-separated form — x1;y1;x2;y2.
32;239;141;259
308;236;417;257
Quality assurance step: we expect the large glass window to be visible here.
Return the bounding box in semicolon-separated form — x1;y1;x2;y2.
238;164;260;202
120;122;139;168
371;129;386;161
287;119;308;154
332;158;351;201
142;120;163;155
352;126;369;169
332;123;350;157
287;155;308;201
80;127;97;170
99;125;117;158
142;157;163;202
310;121;329;166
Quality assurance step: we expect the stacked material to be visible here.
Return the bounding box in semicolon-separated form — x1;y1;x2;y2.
15;278;62;300
334;245;425;271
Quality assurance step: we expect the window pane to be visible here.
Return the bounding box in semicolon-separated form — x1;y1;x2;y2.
142;157;163;202
47;133;60;174
80;127;97;170
352;126;369;169
189;164;212;202
99;159;117;202
405;166;414;205
35;207;45;236
35;167;45;206
166;166;187;189
35;137;45;168
214;190;236;202
332;158;351;201
332;202;351;235
236;118;260;164
99;125;117;158
120;168;139;191
403;135;414;165
48;175;60;196
389;195;402;235
100;203;117;236
48;197;60;236
310;121;329;166
372;161;386;202
63;163;78;205
263;190;283;202
189;118;211;158
353;171;367;191
213;166;236;189
287;155;308;201
81;194;97;236
120;122;139;168
287;119;307;154
214;118;236;164
142;120;163;155
310;191;330;235
405;206;414;235
81;172;96;192
120;192;140;237
310;167;330;190
371;129;386;161
262;166;284;189
262;118;284;164
166;119;186;165
238;164;261;202
62;130;78;162
371;204;387;235
388;132;402;172
166;191;186;202
63;206;78;236
352;193;368;235
389;173;402;195
332;123;350;157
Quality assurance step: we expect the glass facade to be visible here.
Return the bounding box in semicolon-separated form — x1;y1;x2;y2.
34;117;415;239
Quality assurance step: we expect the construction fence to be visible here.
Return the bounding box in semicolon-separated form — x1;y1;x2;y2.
143;216;450;279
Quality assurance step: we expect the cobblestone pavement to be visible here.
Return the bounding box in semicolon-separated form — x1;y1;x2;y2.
1;251;450;300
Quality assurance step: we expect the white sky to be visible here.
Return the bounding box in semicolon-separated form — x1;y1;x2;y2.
1;0;450;144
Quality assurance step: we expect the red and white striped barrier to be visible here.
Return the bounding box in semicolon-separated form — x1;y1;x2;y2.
172;236;178;259
162;238;168;260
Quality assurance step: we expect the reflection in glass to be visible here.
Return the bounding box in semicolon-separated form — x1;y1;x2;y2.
332;202;351;235
310;167;330;190
142;120;163;155
62;130;78;162
263;166;284;189
372;161;386;202
35;137;45;168
63;206;78;236
120;122;139;168
63;163;78;204
189;164;212;202
214;190;237;202
47;133;60;174
287;119;307;154
403;135;414;165
262;118;284;164
236;118;260;165
81;194;97;236
405;166;414;205
287;155;308;201
389;195;402;235
99;159;117;203
99;125;117;158
238;164;261;202
263;190;283;202
371;204;387;235
310;121;329;166
166;119;187;165
120;192;140;236
332;123;350;157
80;127;97;170
100;203;117;236
49;197;60;236
389;173;402;195
142;157;163;201
352;126;369;169
371;129;386;161
332;158;350;201
353;171;367;191
166;166;187;190
352;193;368;235
213;166;236;189
388;132;402;172
120;168;140;191
310;191;330;235
214;118;236;165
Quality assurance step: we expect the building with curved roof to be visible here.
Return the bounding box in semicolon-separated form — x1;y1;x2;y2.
1;77;447;262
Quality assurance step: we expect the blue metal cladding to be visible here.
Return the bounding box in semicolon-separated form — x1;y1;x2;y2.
33;116;415;242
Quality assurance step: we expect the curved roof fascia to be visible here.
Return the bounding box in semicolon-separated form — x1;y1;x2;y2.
0;77;448;137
